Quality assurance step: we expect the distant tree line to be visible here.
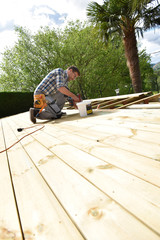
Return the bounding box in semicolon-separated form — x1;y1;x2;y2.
0;21;158;98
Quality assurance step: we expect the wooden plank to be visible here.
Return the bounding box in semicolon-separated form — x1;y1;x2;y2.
7;134;160;239
101;134;160;160
12;111;160;186
7;110;160;183
13;120;160;236
2;119;85;240
11;107;160;143
100;94;146;109
96;108;160;124
88;92;152;102
80;113;160;134
6;117;160;239
91;98;125;109
11;111;160;187
0;120;22;239
50;129;160;186
54;115;160;143
117;93;160;109
63;112;160;144
50;144;160;236
126;103;160;109
66;92;152;110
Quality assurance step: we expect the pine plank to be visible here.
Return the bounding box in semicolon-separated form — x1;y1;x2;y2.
50;144;160;235
0;120;22;240
127;103;160;109
57;118;160;144
5;131;160;239
67;92;152;109
99;94;145;109
101;135;160;160
89;92;152;102
7;116;160;236
117;93;160;109
11;112;160;187
91;98;125;109
46;128;160;185
6;117;160;239
1;119;85;240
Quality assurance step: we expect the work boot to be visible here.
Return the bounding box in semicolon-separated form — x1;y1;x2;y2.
29;108;37;124
61;112;67;116
56;111;67;119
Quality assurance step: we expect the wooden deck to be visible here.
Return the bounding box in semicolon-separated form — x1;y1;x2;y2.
0;105;160;239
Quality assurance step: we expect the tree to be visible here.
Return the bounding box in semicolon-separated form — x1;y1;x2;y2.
60;21;130;98
87;0;160;93
0;26;61;91
0;21;154;97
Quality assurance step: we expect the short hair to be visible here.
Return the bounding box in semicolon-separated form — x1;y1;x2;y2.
68;66;80;76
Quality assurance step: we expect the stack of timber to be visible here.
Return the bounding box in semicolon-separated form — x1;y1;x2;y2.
66;91;160;110
0;101;160;239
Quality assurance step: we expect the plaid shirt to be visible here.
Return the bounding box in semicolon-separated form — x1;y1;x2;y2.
34;68;68;95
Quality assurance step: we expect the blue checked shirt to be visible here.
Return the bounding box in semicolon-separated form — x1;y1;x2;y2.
34;68;68;95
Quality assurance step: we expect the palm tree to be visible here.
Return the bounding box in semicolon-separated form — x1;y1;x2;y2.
87;0;160;93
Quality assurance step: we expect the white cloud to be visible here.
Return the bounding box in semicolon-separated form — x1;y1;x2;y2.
0;30;17;61
0;0;88;55
0;0;160;64
139;28;160;63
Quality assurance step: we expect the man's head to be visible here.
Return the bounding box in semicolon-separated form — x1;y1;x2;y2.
67;66;80;81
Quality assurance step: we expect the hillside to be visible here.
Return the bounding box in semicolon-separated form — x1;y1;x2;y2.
152;62;160;70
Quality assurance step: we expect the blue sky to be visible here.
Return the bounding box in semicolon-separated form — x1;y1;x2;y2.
0;0;160;63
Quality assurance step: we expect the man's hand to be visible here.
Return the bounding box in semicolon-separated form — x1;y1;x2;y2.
72;94;82;109
72;95;80;102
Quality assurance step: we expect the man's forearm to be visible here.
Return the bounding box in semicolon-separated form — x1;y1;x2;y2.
58;86;79;102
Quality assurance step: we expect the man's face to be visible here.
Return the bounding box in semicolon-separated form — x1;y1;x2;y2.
68;69;79;81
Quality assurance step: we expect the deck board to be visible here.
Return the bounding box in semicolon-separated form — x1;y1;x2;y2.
0;107;160;239
1;119;85;240
0;122;22;239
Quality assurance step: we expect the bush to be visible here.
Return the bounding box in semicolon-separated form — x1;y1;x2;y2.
0;92;33;118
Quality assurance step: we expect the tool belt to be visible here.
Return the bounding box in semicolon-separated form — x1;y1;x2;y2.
34;94;62;118
34;94;46;108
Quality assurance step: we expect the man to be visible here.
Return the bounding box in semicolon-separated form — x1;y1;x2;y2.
30;66;81;123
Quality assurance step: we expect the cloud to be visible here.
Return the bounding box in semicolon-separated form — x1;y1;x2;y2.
31;5;68;26
139;28;160;63
0;30;17;54
0;0;159;63
143;29;160;45
0;20;15;32
0;0;103;33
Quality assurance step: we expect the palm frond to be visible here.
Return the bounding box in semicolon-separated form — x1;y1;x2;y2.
143;2;160;29
87;2;108;23
87;0;160;41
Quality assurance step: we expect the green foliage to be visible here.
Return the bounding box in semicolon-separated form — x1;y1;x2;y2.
152;63;160;92
153;62;160;70
0;21;155;97
59;21;130;98
139;52;160;92
87;0;160;39
87;0;160;93
0;26;61;92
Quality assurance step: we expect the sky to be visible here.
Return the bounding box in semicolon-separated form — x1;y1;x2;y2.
0;0;160;64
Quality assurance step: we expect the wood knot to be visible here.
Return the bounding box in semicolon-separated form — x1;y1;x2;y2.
88;207;103;219
87;168;94;173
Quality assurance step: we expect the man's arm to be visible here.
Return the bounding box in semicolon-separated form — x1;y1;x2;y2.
58;86;80;102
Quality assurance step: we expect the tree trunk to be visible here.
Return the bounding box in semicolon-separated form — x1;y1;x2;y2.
123;29;142;93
